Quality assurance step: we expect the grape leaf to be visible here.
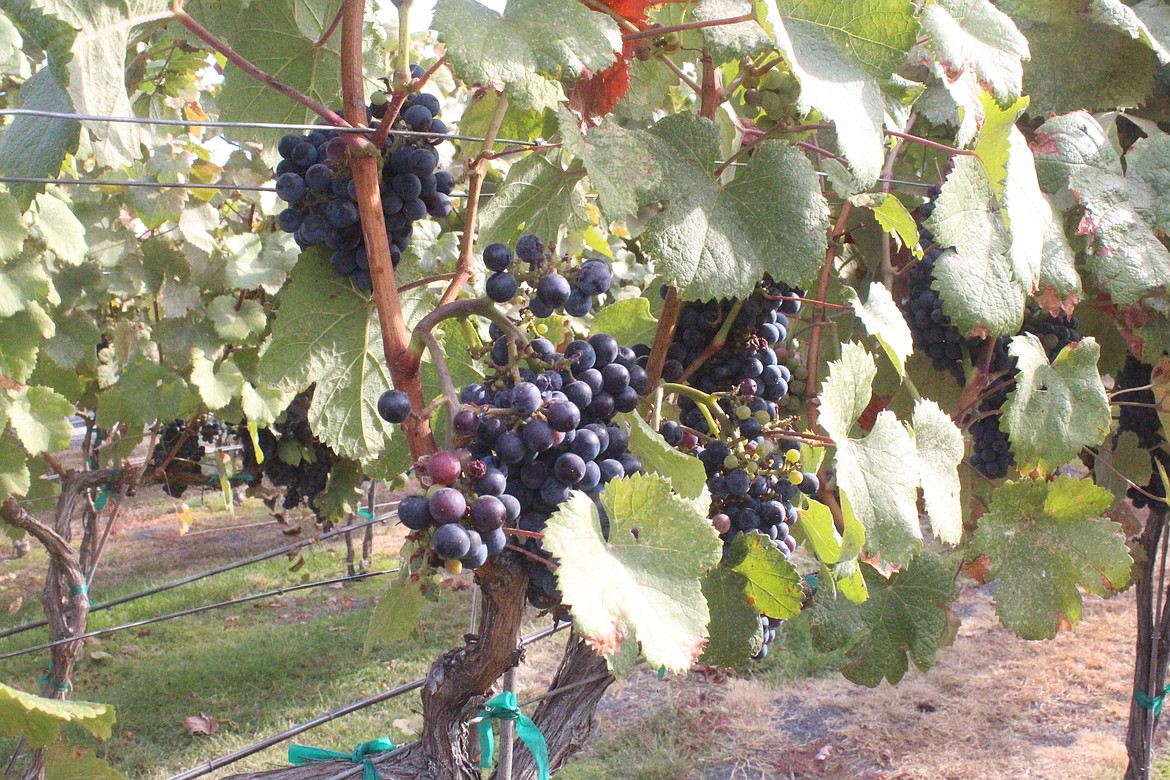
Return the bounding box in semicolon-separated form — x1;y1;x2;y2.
31;193;85;266
809;549;958;687
1089;0;1170;63
699;562;762;667
918;0;1030;103
694;0;770;61
42;0;168;166
240;383;292;428
730;532;803;620
98;359;196;429
6;385;72;455
926;156;1026;338
589;297;658;348
853;192;921;260
315;457;365;524
820;342;921;563
543;474;722;672
998;0;1156;115
1094;430;1152;510
756;0;919;186
1033;112;1170;308
0;430;30;500
477;154;589;247
223;232;299;294
0;194;26;261
795;498;848;564
42;744;124;780
562;111;828;298
207;297;267;342
1002;335;1111;473
364;576;426;653
1134;1;1170;55
0;1;76;86
0;66;79;209
970;475;1131;640
847;281;912;377
1126;134;1170;235
190;354;243;411
0;254;54;319
258;250;397;462
433;0;621;112
916;62;982;147
912;399;963;545
0;682;115;747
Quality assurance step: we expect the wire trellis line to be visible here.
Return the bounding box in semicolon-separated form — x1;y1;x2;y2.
0;510;397;641
0;175;274;192
165;622;572;780
0;108;541;147
0;568;399;661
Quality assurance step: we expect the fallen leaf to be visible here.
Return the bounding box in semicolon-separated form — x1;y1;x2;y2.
183;713;219;736
6;596;21;615
89;650;113;662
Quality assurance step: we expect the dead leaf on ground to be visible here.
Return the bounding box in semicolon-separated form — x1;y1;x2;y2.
6;596;21;615
183;713;219;736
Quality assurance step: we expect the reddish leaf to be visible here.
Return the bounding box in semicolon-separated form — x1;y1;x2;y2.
569;57;632;125
183;713;219;736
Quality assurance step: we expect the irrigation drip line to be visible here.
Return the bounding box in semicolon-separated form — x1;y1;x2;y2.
0;109;540;146
0;175;275;192
0;568;398;661
166;622;572;780
0;511;396;641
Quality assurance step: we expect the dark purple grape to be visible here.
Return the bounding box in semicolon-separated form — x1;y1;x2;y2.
555;453;587;484
511;382;542;417
470;495;506;531
515;234;543;263
565;341;597;372
377;390;412;423
429;487;467;524
486;272;519;303
577;260;612;295
433;523;471;559
398;494;432;530
403;103;434;130
484;243;513;272
275;172;307;203
537;274;571;308
546;402;581;433
521;419;555;452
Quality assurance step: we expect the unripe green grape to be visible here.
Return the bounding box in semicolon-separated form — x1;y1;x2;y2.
756;439;775;458
785;448;801;464
759;91;786;115
759;68;786;91
723;454;740;470
787;470;803;485
735;405;752;421
743;461;759;475
370;90;389;106
754;410;771;425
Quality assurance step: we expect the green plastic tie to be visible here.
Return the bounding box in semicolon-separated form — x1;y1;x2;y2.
288;737;396;780
70;583;88;597
37;665;69;693
93;487;109;511
476;691;549;780
358;508;373;520
207;474;220;487
1135;686;1170;716
802;573;819;598
657;666;666;680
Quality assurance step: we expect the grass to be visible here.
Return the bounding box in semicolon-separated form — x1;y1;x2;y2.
0;491;845;779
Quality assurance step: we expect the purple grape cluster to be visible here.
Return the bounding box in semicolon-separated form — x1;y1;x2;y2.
903;248;966;383
481;235;613;317
273;89;453;290
381;333;646;608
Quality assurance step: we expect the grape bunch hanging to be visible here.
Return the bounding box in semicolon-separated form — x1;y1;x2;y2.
273;79;453;290
482;234;614;317
150;418;206;498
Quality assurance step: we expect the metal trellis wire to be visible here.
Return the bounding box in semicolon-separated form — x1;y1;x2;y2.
165;622;572;780
0;568;399;661
0;510;397;641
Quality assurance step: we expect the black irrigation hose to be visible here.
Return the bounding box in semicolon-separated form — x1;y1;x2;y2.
0;569;400;661
0;511;397;642
166;622;572;780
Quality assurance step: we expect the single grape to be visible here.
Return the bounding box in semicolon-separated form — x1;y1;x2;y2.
398;494;433;530
511;382;542;417
555;452;587;484
433;523;471;560
515;234;543;263
486;272;519;303
429;487;467;524
470;495;506;531
377;389;412;423
428;450;462;485
275;173;307;203
537;273;571;308
546;401;582;433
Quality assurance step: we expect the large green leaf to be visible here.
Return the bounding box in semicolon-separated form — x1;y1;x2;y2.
0;429;30;500
1002;335;1111;473
919;0;1029;103
190;354;244;411
820;342;921;563
223;232;300;294
809;549;958;687
477;154;589;247
1126;134;1170;235
757;0;919;186
1089;0;1170;63
926;156;1026;338
364;576;426;653
543;474;722;672
6;385;72;455
1033;112;1170;308
433;0;620;111
0;682;115;748
258;250;397;462
42;744;124;780
589;298;658;348
0;254;53;319
0;0;76;85
999;0;1157;115
694;0;771;61
971;475;1131;639
562;111;828;299
848;281;912;377
698;562;762;667
97;359;196;429
730;532;803;620
31;193;86;266
912;400;963;545
0;66;79;209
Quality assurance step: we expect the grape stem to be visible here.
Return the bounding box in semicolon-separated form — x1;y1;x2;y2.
404;298;529;375
878;113;915;288
577;0;702;95
314;4;345;47
1092;450;1170;505
506;543;557;569
805;201;854;431
952;338;999;424
661;383;729;433
760;292;852;311
644;285;682;394
884;129;975;157
438;92;509;307
397;273;458;293
483;142;563;160
680;299;745;383
766;429;836;446
173;3;348;129
504;528;544;540
620;12;755;42
418;330;461;446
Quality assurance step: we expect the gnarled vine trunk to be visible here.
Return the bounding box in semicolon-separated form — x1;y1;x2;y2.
1125;511;1170;780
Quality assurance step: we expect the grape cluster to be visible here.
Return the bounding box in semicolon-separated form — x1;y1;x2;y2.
380;332;645;608
200;416;225;445
481;235;614;317
273;89;453;290
740;60;801;129
903;248;966;383
1117;356;1164;450
660;279;803;406
1131;449;1170;518
150;419;205;498
756;615;784;660
247;391;338;517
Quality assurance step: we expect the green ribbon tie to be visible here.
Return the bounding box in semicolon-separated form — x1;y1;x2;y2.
70;583;88;597
207;474;220;487
476;691;549;780
93;487;110;511
288;737;396;780
38;665;69;692
358;508;373;519
1135;686;1170;716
